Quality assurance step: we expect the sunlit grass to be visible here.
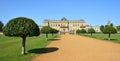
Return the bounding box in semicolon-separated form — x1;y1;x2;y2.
0;34;57;61
78;33;120;43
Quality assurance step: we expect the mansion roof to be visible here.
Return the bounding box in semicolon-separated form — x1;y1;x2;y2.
44;17;85;23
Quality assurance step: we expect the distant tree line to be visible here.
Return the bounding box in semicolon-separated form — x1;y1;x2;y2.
76;23;118;40
76;28;95;37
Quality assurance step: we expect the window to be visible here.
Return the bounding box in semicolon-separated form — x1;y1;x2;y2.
58;24;60;26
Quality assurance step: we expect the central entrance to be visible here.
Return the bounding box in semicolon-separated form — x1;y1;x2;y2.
62;28;68;32
60;26;69;34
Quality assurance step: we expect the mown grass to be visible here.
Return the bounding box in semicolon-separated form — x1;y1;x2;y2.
78;33;120;43
0;34;57;61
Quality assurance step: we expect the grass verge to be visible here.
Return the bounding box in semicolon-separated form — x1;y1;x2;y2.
78;33;120;43
0;34;58;61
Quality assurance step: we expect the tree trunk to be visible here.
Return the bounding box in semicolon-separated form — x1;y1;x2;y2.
46;33;48;41
91;33;92;37
108;33;111;40
22;37;26;55
52;32;54;36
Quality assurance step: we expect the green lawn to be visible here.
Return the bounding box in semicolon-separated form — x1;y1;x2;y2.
0;34;57;61
78;33;120;43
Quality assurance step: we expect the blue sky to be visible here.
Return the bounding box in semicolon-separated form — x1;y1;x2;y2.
0;0;120;26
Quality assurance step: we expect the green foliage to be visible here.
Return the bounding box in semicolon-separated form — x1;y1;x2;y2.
100;25;104;32
103;26;117;34
76;29;81;34
105;25;108;27
105;23;113;27
51;28;59;34
88;28;95;36
103;26;117;40
3;17;40;37
41;26;52;34
80;29;86;33
110;23;113;27
88;28;95;33
0;21;4;31
76;29;86;34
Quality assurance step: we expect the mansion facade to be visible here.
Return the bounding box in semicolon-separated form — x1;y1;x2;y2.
42;17;101;33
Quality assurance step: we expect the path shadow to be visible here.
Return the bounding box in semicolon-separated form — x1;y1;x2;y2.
48;38;60;41
57;36;61;38
28;47;59;54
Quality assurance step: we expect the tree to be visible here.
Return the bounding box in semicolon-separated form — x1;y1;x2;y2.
103;26;117;40
51;28;59;36
3;17;40;55
76;29;86;34
100;25;104;32
41;26;52;40
110;23;113;27
105;23;113;27
105;25;108;27
0;21;4;32
76;29;81;34
88;28;95;36
80;29;86;34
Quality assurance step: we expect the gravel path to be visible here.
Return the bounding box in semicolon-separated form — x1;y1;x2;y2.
31;34;120;61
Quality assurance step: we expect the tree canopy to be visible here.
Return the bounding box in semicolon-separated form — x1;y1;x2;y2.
76;29;81;34
88;28;95;33
76;29;86;34
3;17;40;37
80;29;86;33
51;28;59;34
41;26;52;34
88;28;95;36
100;25;104;32
103;26;117;34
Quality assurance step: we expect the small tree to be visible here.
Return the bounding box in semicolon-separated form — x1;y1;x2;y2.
80;29;86;34
3;17;40;55
0;21;4;32
103;26;117;40
41;26;52;40
100;25;104;32
76;29;81;34
51;28;59;36
105;25;108;27
110;23;113;27
88;28;95;36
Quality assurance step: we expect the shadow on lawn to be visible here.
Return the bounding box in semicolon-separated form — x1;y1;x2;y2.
28;47;59;54
104;39;117;40
48;38;60;41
